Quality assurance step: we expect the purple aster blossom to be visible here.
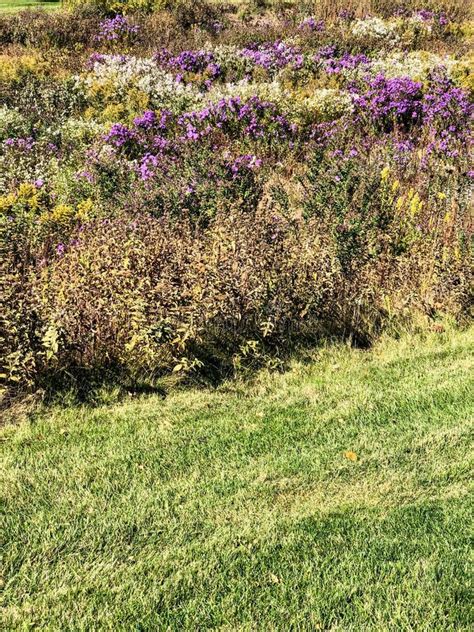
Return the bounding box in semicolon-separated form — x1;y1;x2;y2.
100;96;297;172
394;139;414;153
324;52;371;74
133;110;156;129
95;15;140;43
392;138;415;167
229;154;262;178
338;9;354;21
438;13;449;27
298;16;325;32
152;136;171;152
414;9;449;27
56;243;65;255
207;62;222;79
158;110;173;131
184;124;200;141
76;170;94;183
423;70;473;132
4;137;34;151
314;45;337;62
352;74;424;126
240;41;303;74
87;52;107;68
34;178;44;188
179;96;295;141
138;153;160;181
104;123;137;148
416;9;435;22
153;49;222;81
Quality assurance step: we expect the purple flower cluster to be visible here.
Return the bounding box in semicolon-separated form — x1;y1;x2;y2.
240;41;303;73
138;153;160;181
87;52;127;68
438;13;449;27
323;52;371;74
133;110;157;130
352;75;423;124
298;17;325;32
97;95;296;183
415;10;449;26
338;9;354;21
228;154;262;178
422;71;473;130
87;52;106;67
391;138;415;167
315;45;337;60
104;123;137;148
179;96;296;140
347;70;472;158
4;137;35;151
95;15;140;43
417;9;435;22
154;49;222;82
421;72;473;156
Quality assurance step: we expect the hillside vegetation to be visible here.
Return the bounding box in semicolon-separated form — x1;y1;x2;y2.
1;0;472;401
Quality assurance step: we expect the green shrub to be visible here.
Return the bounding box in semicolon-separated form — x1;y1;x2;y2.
63;0;221;22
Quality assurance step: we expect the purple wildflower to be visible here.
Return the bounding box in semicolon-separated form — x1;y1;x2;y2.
229;154;262;178
133;110;156;130
240;41;303;74
298;17;325;32
324;52;371;74
104;123;136;148
154;49;222;82
138;153;160;181
4;137;34;151
76;170;94;183
352;74;424;126
95;15;139;43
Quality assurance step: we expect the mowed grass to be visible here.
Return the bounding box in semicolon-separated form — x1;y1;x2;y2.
0;0;60;13
1;327;473;630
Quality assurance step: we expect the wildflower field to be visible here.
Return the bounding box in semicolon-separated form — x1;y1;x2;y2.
1;0;472;396
0;0;473;627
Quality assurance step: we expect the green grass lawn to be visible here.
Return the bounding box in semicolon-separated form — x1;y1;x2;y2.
0;0;60;13
1;327;473;629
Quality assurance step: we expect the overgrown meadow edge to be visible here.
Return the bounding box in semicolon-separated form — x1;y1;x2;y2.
1;0;473;401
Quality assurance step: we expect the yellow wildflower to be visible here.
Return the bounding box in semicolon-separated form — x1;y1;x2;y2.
409;193;423;216
396;196;405;210
77;198;93;220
